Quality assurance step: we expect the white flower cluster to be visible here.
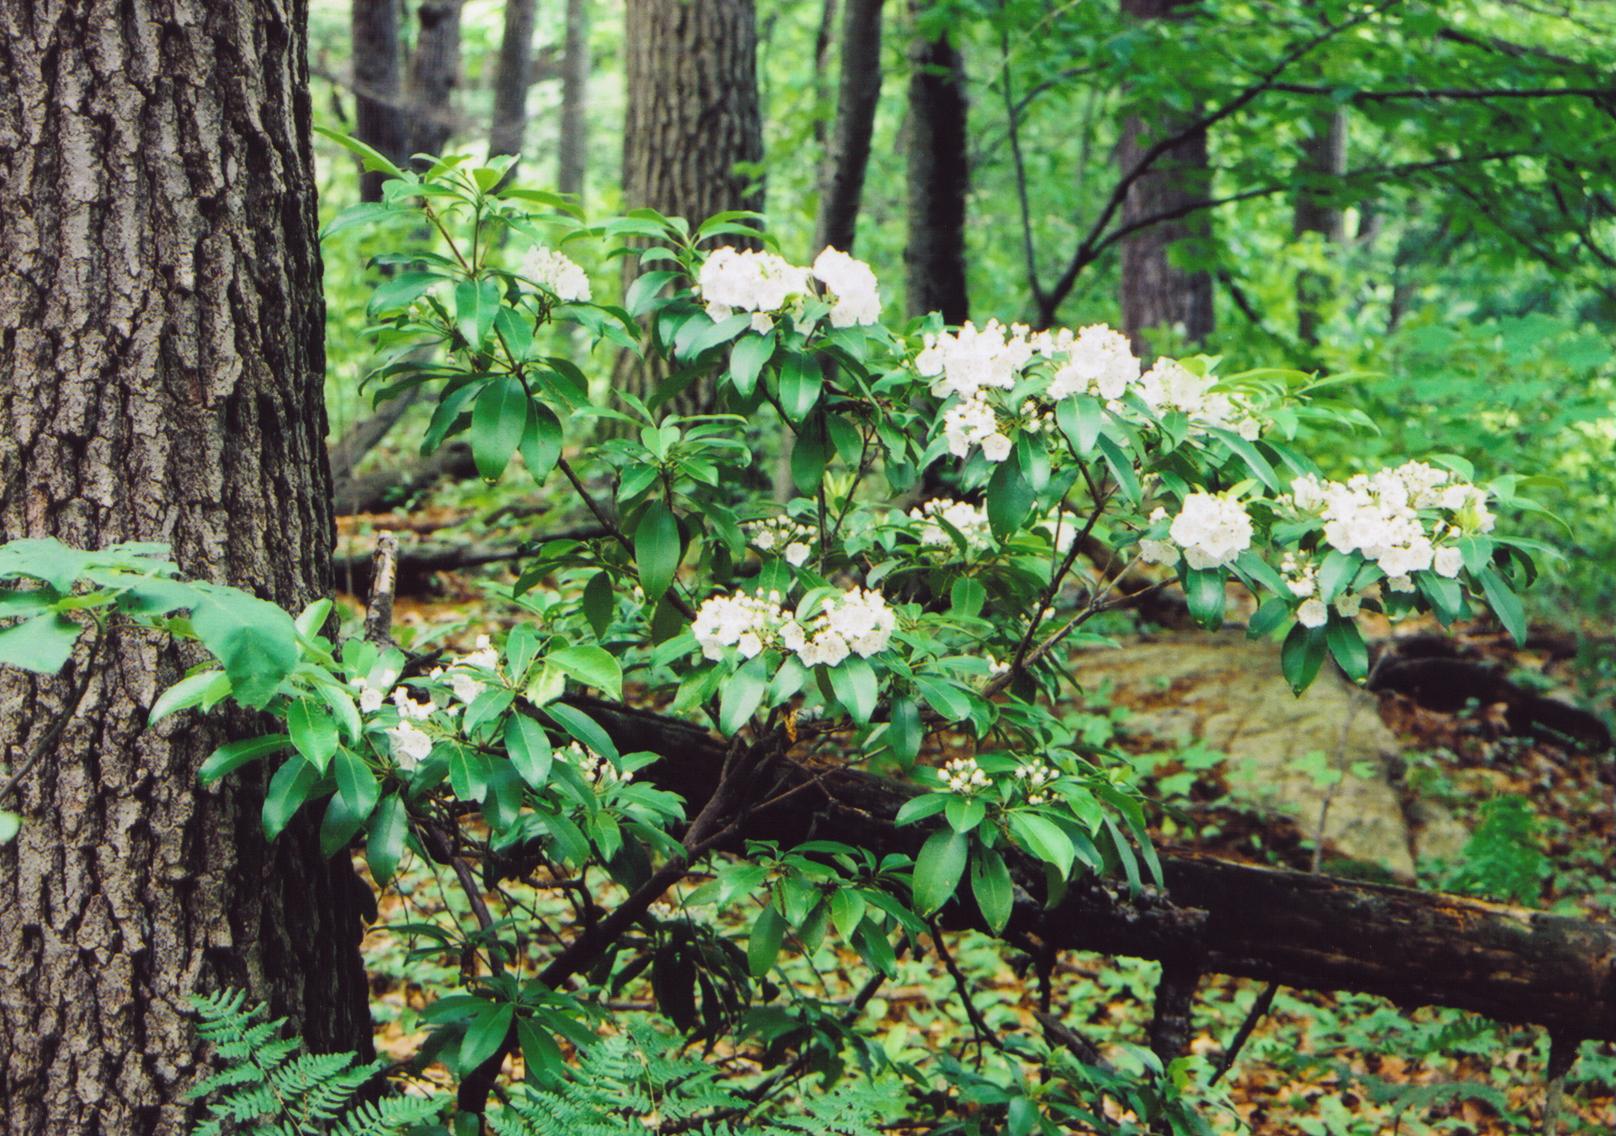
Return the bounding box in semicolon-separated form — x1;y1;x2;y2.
811;247;882;328
1014;759;1058;806
1136;360;1261;440
1280;553;1363;628
909;498;993;552
428;635;500;705
941;756;991;795
747;516;816;566
942;394;1012;462
1285;461;1491;588
1143;494;1254;571
696;245;882;331
693;586;897;668
387;687;436;768
916;319;1042;401
558;741;631;788
520;246;592;302
1046;325;1141;402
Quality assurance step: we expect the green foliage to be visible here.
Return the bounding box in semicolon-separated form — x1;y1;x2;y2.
1441;794;1549;906
186;989;445;1136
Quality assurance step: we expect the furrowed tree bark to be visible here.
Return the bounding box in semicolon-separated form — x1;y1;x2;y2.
905;12;969;322
0;2;372;1133
352;0;410;201
490;0;538;162
574;698;1616;1044
1118;0;1214;352
557;0;590;198
408;0;465;158
815;0;885;254
618;0;764;414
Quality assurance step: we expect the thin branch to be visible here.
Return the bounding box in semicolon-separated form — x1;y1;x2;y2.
997;20;1044;309
362;532;400;645
1267;82;1614;103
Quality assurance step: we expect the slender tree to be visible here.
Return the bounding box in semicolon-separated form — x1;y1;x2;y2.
557;0;591;198
904;13;969;322
815;0;885;253
1293;108;1347;346
408;0;465;157
490;0;538;164
1117;0;1214;351
352;0;410;201
0;3;371;1132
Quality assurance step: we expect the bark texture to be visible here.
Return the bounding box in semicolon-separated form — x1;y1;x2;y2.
619;0;764;414
490;0;537;162
0;3;371;1132
407;0;464;158
815;0;885;254
557;0;590;198
905;18;969;322
1293;108;1347;346
1118;0;1214;351
352;0;410;200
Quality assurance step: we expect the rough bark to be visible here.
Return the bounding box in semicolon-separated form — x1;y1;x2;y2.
1118;0;1214;352
407;0;464;158
557;0;590;198
490;0;538;162
574;697;1616;1044
618;0;764;414
1293;108;1347;346
352;0;410;201
0;3;372;1132
904;14;969;322
815;0;885;254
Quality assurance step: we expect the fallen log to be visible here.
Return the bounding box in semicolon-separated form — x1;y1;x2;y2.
572;696;1616;1044
332;440;479;515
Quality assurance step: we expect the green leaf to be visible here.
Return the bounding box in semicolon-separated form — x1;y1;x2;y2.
0;810;18;844
261;756;320;841
894;793;949;826
970;845;1014;933
828;656;878;724
517;1018;564;1084
777;352;822;424
472;376;529;481
887;697;923;764
367;794;409;886
1183;568;1226;630
1318;549;1357;604
748;901;786;977
504;713;554;789
581;571;614;637
912;828;969;915
1210;427;1281;492
949;576;986;619
319;789;369;858
986;452;1034;538
634;502;682;604
1008;812;1075;877
449;745;492;803
460;1002;515;1075
1056;395;1103;458
1095;434;1140;503
1326;615;1368;682
454;276;500;350
314;125;405;178
945;794;986;833
149;670;226;724
914;675;971;721
287;697;339;774
1281;622;1328;694
729;331;775;397
190;588;299;709
548;646;622;700
544;702;618;761
624;270;680;317
682;312;751;358
199;733;289;786
1478;567;1527;645
333;747;380;819
519;401;563;484
719;653;769;736
0;611;89;676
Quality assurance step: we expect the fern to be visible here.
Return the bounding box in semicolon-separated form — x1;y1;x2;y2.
187;989;444;1136
1443;794;1548;905
489;1024;890;1136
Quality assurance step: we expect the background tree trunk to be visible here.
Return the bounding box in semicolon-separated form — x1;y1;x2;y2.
905;16;969;322
490;0;537;162
352;0;410;201
1293;108;1347;347
408;0;465;157
557;0;591;198
815;0;885;254
618;0;764;414
1118;0;1214;352
0;3;372;1132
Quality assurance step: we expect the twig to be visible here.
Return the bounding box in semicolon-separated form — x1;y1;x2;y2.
1208;981;1278;1085
929;920;1005;1061
363;532;401;645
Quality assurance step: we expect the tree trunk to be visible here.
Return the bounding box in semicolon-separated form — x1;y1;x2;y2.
905;14;969;322
490;0;537;163
352;0;410;201
1293;108;1346;347
408;0;464;158
0;3;372;1132
557;0;591;198
815;0;885;254
1118;0;1214;352
619;0;764;414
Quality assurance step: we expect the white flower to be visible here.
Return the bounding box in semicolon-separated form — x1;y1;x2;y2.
1297;598;1329;628
941;756;991;794
520;246;591;302
1047;325;1140;402
1168;493;1253;570
916;320;1037;400
697;247;810;316
1334;592;1362;618
393;686;435;721
749;311;776;335
910;498;993;552
692;590;789;661
1139;538;1179;566
353;677;385;715
558;740;630;788
784;541;812;566
746;515;817;561
695;584;895;668
942;393;1001;459
387;720;433;768
980;432;1013;463
1433;546;1464;578
811;247;881;327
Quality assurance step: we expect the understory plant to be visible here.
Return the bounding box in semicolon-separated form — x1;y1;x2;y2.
0;135;1550;1134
